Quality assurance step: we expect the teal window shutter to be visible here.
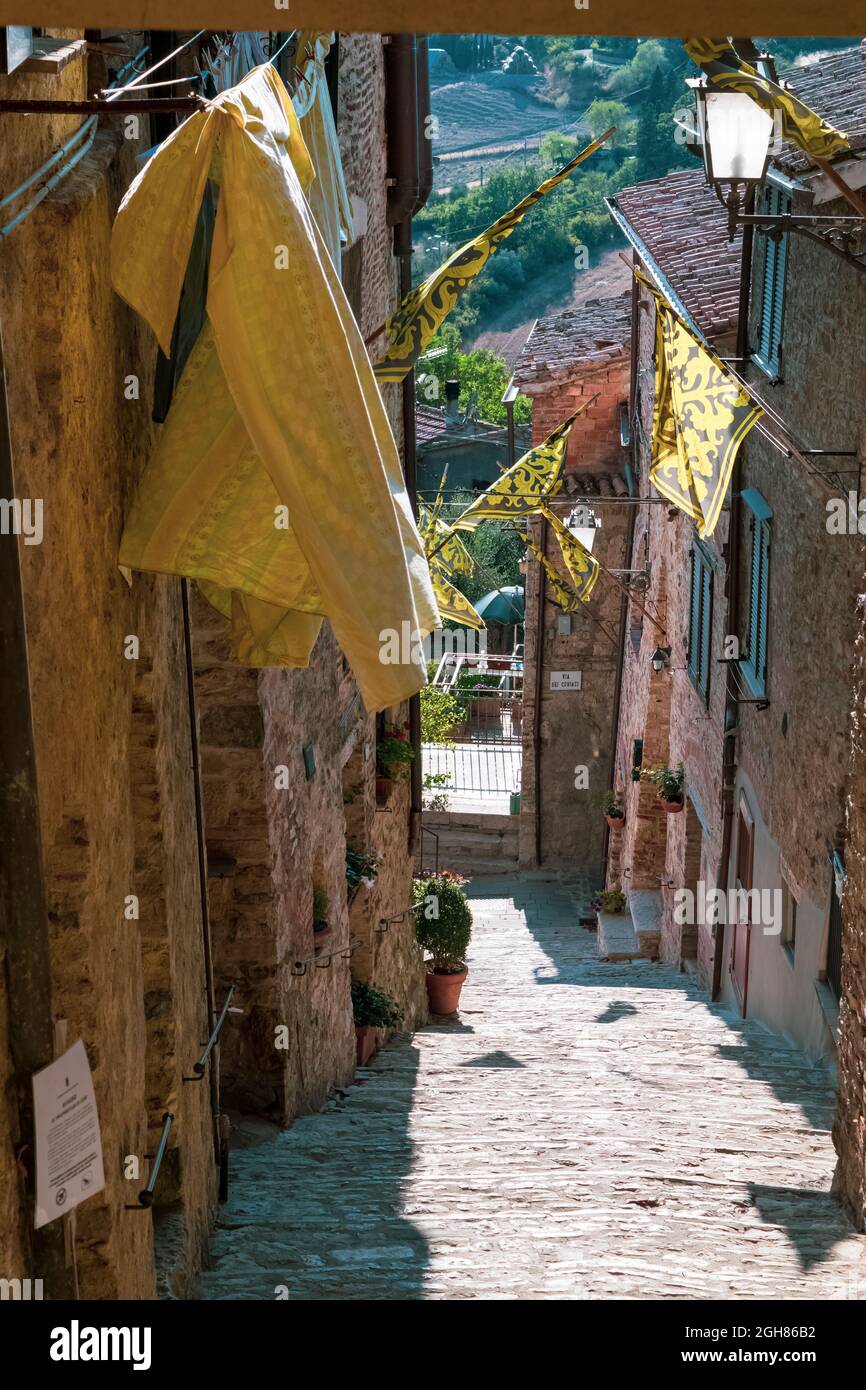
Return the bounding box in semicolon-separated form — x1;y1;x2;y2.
700;562;712;699
741;493;771;696
687;542;713;705
755;186;790;379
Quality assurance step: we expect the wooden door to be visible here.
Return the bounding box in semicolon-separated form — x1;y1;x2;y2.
730;797;754;1014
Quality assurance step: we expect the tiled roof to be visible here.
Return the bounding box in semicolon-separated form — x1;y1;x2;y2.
610;167;741;341
775;43;866;174
560;469;630;498
512;293;632;390
415;403;531;453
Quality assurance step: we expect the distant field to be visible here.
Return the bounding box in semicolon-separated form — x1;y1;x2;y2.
430;72;592;190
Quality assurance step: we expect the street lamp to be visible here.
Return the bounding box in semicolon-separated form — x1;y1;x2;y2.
688;75;866;270
690;79;773;238
651;646;671;673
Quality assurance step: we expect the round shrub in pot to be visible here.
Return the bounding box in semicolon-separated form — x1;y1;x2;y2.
412;870;473;1014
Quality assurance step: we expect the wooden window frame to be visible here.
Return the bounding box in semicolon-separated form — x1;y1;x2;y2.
740;490;771;699
752;184;791;383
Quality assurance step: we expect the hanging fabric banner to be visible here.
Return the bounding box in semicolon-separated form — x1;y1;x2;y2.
525;538;583;614
538;505;599;604
429;566;485;630
451;402;592;532
372;131;613;384
111;63;438;713
637;273;764;538
684;38;849;159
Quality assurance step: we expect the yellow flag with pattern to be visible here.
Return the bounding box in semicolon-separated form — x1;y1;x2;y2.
525;539;584;613
372;132;612;384
539;505;599;604
684;38;849;160
644;277;763;538
418;502;475;576
429;566;484;630
451;406;589;532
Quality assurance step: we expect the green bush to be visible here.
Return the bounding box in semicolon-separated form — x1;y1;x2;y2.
351;980;404;1030
413;872;473;973
376;723;416;777
642;762;685;803
419;685;461;744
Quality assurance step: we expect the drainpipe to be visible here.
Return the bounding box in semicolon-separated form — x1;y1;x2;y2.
603;270;641;886
533;517;547;866
385;35;432;853
711;195;755;999
0;321;74;1297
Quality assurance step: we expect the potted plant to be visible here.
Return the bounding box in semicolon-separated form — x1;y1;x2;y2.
604;789;625;829
312;887;333;954
591;889;627;914
376;721;415;802
643;762;685;813
346;847;381;898
351;979;403;1066
412;869;473;1014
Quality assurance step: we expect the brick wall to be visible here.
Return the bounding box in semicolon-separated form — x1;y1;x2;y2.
0;48;214;1298
518;359;631;874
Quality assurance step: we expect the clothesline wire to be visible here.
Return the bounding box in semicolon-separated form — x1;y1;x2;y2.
104;30;207;102
270;32;298;66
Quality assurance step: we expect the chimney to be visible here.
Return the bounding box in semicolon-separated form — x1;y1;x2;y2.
444;379;460;423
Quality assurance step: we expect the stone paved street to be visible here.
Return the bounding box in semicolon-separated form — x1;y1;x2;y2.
198;875;866;1300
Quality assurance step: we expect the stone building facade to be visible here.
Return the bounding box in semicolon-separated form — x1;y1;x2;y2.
512;296;632;874
604;50;866;1173
0;29;427;1300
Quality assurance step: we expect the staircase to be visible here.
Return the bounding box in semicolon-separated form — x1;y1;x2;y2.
418;811;519;877
597;888;662;962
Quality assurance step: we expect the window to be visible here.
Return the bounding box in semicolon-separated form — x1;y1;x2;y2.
740;490;771;697
687;541;713;704
781;877;797;965
753;184;791;380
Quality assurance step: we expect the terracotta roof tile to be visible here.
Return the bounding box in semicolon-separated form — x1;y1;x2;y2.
611;167;741;340
512;293;632;389
774;43;866;174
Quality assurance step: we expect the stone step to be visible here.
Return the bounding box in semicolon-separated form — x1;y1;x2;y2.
628;889;662;960
597;909;641;961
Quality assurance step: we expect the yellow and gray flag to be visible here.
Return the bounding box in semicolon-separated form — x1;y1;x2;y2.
642;275;763;538
418;502;475;577
429;566;485;631
539;505;599;604
451;406;590;532
684;38;849;160
372;132;613;384
525;538;583;614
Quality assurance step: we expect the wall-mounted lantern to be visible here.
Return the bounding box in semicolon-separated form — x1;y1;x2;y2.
651;645;672;673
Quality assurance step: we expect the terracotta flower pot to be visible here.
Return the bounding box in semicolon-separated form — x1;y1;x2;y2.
355;1025;380;1066
606;814;624;829
661;798;684;814
425;966;468;1015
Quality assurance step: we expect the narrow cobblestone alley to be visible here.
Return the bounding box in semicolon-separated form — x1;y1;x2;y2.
198;877;866;1301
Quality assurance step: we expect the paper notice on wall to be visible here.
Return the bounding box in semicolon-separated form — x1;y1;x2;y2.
33;1039;105;1229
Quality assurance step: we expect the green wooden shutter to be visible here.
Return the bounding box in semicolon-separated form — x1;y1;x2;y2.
757;187;790;377
699;561;712;701
688;549;700;682
755;520;770;688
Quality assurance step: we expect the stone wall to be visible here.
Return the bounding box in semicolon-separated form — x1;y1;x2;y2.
0;45;215;1298
518;360;631;875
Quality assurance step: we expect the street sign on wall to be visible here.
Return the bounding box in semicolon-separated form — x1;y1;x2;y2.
550;670;582;691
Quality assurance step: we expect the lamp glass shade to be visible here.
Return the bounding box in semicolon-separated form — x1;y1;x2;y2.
700;89;773;183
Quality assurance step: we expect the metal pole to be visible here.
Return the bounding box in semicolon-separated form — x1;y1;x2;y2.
179;580;221;1164
0;320;74;1297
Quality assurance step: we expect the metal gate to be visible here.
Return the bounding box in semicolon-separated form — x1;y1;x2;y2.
423;650;523;814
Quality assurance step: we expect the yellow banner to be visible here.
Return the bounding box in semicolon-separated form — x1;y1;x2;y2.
643;277;763;537
372;132;612;384
451;406;591;532
684;38;849;160
539;505;599;603
430;567;485;630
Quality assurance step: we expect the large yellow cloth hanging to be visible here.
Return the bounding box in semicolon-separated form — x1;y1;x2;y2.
111;64;438;713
